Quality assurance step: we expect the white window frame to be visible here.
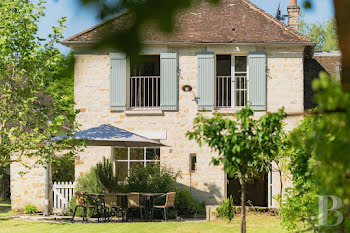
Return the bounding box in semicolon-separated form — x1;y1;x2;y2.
112;147;160;180
215;54;249;110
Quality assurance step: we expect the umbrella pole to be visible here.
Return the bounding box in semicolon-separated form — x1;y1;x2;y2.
44;158;50;216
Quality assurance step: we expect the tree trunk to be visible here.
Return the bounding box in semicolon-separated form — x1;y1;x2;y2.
240;176;246;233
333;0;350;92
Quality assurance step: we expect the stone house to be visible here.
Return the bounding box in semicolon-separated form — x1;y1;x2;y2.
12;0;341;212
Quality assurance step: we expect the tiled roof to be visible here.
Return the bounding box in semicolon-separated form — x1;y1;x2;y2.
63;0;312;45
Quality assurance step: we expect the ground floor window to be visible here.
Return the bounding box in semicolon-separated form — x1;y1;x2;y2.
113;147;160;181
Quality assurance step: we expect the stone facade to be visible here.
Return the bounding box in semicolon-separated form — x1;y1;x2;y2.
9;44;304;211
74;44;304;207
10;157;50;212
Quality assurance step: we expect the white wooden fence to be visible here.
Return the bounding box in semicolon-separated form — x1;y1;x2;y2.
52;181;76;211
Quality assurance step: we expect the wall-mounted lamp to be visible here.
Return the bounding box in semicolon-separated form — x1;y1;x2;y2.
182;85;193;92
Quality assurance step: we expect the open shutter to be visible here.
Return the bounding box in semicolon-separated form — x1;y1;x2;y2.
110;52;127;111
160;52;178;110
197;52;215;110
248;52;267;111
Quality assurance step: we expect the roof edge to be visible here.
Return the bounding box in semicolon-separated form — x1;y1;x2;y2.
61;40;315;47
63;11;129;42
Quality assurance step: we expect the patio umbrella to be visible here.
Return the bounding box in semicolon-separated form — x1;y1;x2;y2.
45;124;166;216
52;124;166;147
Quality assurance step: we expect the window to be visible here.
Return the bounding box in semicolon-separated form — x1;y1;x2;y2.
130;55;160;109
216;55;248;108
114;147;160;181
189;153;197;173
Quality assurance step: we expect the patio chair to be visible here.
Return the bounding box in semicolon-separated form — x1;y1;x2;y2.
103;194;124;221
126;192;145;222
152;192;176;221
72;191;97;223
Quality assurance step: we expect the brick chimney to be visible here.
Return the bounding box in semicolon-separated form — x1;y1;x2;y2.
287;0;300;31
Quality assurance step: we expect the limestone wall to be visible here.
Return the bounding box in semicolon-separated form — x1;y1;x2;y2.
73;44;304;207
10;158;49;212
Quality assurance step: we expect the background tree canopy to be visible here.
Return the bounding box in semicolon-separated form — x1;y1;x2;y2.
300;17;338;51
0;0;81;169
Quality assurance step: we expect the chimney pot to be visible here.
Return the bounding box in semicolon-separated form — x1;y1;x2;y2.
291;0;297;5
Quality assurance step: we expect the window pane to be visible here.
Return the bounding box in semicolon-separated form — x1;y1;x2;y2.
235;56;247;72
115;148;128;160
116;162;128;181
216;55;231;76
130;162;144;172
130;148;144;160
131;55;160;76
146;148;160;160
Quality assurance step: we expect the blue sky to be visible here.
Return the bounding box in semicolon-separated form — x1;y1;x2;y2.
36;0;335;54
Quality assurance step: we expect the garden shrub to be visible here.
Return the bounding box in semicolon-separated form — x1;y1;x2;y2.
174;189;206;217
125;163;178;193
216;196;235;221
70;160;205;218
95;157;119;192
24;204;38;214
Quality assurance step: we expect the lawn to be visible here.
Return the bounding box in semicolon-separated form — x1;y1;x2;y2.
0;202;286;233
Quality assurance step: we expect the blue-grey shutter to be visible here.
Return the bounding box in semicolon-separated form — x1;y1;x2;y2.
109;52;127;111
248;52;267;111
160;52;178;110
197;52;215;110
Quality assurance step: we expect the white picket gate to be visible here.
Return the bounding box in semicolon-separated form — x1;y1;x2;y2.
52;181;76;211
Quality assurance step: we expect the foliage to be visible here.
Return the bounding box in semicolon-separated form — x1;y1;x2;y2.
0;165;10;200
174;189;206;217
95;157;119;193
216;196;235;221
23;204;38;214
125;163;179;193
281;115;318;232
51;156;74;183
187;106;285;232
300;16;339;51
0;0;82;170
282;74;350;232
79;0;220;58
47;51;75;120
75;166;106;194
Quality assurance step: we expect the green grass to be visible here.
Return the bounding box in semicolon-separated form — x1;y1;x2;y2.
0;201;286;233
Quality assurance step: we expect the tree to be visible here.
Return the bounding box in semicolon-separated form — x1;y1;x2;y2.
282;74;350;232
47;51;75;120
186;107;285;233
300;17;339;51
0;0;81;169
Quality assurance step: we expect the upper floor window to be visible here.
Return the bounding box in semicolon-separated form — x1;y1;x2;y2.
130;55;160;109
216;55;248;109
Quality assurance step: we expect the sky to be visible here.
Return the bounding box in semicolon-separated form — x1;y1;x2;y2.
36;0;335;54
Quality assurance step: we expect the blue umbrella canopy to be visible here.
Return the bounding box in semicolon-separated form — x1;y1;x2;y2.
52;124;166;147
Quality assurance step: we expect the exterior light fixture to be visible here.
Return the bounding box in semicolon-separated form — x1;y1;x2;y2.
182;85;193;92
